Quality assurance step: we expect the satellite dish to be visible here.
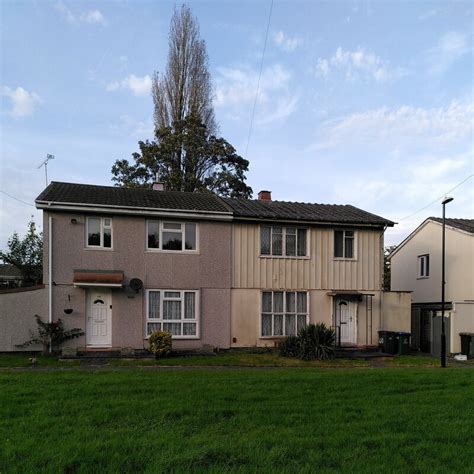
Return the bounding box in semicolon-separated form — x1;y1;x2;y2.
129;278;143;292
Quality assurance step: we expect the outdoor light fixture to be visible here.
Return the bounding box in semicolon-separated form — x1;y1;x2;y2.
440;196;453;368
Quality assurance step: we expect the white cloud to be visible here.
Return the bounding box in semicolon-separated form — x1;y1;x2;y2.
273;31;300;52
55;2;106;25
314;47;406;82
427;31;470;75
1;86;42;118
110;114;154;138
309;99;473;151
106;74;152;97
215;64;298;125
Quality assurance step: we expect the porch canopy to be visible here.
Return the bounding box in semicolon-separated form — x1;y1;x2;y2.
73;270;124;288
326;290;375;299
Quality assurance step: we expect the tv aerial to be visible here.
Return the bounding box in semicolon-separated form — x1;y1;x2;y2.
38;154;55;186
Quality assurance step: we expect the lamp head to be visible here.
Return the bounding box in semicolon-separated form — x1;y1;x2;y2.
442;196;454;205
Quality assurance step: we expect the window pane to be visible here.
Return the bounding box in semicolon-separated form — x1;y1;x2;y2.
163;322;181;335
148;221;160;249
261;314;272;336
147;322;161;335
104;218;111;227
163;300;181;320
103;227;112;248
149;291;160;319
274;314;283;336
419;257;424;276
164;291;180;298
88;218;101;246
273;292;283;312
272;228;283;256
162;232;183;250
334;231;344;257
183;323;196;336
425;256;430;276
163;222;181;230
297;315;307;332
285;232;296;256
262;292;272;312
261;226;271;255
286;292;295;312
184;223;196;250
297;292;307;313
297;229;307;256
184;292;195;319
344;235;354;258
285;314;296;336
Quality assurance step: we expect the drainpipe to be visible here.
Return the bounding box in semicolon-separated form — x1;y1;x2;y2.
379;225;387;332
48;215;53;353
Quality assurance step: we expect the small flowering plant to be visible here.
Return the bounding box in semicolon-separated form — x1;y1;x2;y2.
17;315;84;354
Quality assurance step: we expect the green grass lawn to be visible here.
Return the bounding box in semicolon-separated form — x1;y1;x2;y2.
1;368;473;473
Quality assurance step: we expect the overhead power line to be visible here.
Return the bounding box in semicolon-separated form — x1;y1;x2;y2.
0;190;35;207
244;0;274;160
398;174;473;222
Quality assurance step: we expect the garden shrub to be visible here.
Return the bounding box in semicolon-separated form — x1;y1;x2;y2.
16;315;84;354
279;323;335;361
149;330;172;358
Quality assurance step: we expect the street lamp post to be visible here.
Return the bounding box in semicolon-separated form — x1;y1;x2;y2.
441;196;453;368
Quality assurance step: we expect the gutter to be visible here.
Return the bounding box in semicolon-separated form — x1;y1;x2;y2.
35;201;233;221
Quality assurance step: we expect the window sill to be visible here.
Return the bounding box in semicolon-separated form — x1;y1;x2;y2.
333;258;358;262
259;255;310;260
145;336;200;340
417;276;430;280
260;335;288;340
84;247;114;251
145;249;200;255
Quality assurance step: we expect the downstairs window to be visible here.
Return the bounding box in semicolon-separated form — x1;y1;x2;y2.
146;290;199;338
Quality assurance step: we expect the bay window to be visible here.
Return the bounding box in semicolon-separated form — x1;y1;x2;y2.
261;291;308;337
146;290;199;338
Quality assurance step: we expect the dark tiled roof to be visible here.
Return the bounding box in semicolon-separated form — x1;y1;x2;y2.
223;198;394;226
429;217;474;234
35;182;394;226
36;182;231;214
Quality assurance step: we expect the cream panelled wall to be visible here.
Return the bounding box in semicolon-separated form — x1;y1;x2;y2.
232;224;383;291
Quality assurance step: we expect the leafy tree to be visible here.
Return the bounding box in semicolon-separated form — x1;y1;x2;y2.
112;5;252;197
152;4;216;134
0;219;43;286
112;114;253;198
383;245;397;291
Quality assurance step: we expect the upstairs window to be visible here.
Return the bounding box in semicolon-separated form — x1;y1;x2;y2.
334;230;355;259
418;254;430;278
147;221;197;252
260;226;307;257
87;217;112;248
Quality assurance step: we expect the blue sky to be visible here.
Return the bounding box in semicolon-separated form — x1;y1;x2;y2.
1;0;472;248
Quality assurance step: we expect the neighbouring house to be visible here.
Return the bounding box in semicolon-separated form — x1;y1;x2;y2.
0;181;411;353
0;264;24;289
390;218;474;356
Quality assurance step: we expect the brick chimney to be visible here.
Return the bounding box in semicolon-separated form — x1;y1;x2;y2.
152;182;164;191
258;190;272;201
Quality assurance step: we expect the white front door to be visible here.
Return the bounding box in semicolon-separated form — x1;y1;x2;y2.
86;289;112;347
338;299;356;344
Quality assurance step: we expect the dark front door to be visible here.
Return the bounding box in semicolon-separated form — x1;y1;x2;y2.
420;310;431;353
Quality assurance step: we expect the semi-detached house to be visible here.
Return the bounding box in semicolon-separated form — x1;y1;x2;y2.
0;181;411;353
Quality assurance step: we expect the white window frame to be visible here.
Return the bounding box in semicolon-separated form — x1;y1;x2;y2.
260;225;309;258
145;289;200;339
146;220;199;253
260;291;309;338
333;229;357;260
86;217;113;250
418;254;430;278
